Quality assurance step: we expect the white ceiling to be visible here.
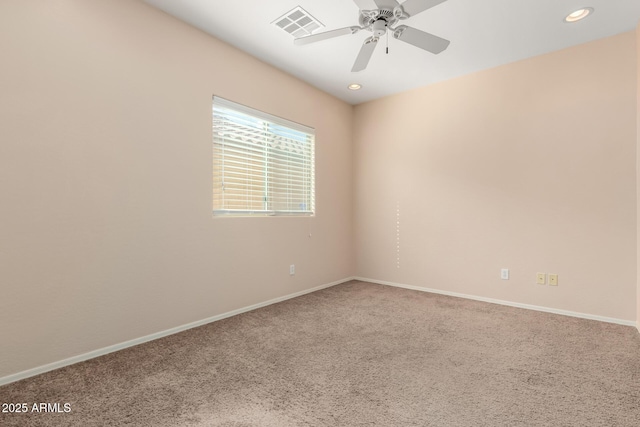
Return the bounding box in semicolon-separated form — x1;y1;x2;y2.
143;0;640;105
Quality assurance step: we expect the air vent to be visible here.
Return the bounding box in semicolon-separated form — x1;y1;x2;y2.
273;6;324;38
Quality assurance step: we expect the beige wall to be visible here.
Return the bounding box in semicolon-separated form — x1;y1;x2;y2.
0;0;354;379
354;32;637;321
637;22;640;333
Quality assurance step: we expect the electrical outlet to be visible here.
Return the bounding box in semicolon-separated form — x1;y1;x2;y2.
501;268;509;280
548;274;558;286
289;264;295;276
536;273;546;285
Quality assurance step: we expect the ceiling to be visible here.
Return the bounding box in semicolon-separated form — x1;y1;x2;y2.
143;0;640;105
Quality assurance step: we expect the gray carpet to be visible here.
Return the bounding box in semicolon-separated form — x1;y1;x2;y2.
1;280;639;426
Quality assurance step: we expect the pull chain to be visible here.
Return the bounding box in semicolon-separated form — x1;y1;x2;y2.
386;30;389;54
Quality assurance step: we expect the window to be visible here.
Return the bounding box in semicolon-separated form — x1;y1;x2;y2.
212;97;315;216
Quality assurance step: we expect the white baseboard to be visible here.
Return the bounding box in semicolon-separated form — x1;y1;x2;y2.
0;277;354;387
354;277;637;327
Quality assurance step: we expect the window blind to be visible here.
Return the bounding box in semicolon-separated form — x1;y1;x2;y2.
213;96;315;216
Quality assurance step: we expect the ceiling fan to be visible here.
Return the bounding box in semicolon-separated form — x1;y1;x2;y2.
294;0;450;72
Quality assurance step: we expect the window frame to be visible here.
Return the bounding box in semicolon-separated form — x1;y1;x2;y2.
212;96;316;217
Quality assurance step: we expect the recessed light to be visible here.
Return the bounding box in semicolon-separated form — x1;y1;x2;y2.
348;84;362;91
564;7;593;23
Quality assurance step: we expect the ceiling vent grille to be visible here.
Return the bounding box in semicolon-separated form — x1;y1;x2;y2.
273;6;324;38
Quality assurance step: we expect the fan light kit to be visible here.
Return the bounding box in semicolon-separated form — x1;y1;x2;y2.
294;0;450;72
564;7;593;23
348;83;362;90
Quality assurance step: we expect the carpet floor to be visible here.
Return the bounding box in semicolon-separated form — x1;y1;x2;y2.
1;280;639;426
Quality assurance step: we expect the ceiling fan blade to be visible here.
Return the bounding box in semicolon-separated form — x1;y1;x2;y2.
294;27;358;46
400;0;447;17
374;0;400;9
351;37;379;72
353;0;379;10
393;25;449;54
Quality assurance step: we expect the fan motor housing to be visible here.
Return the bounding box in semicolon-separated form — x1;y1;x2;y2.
359;9;398;35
